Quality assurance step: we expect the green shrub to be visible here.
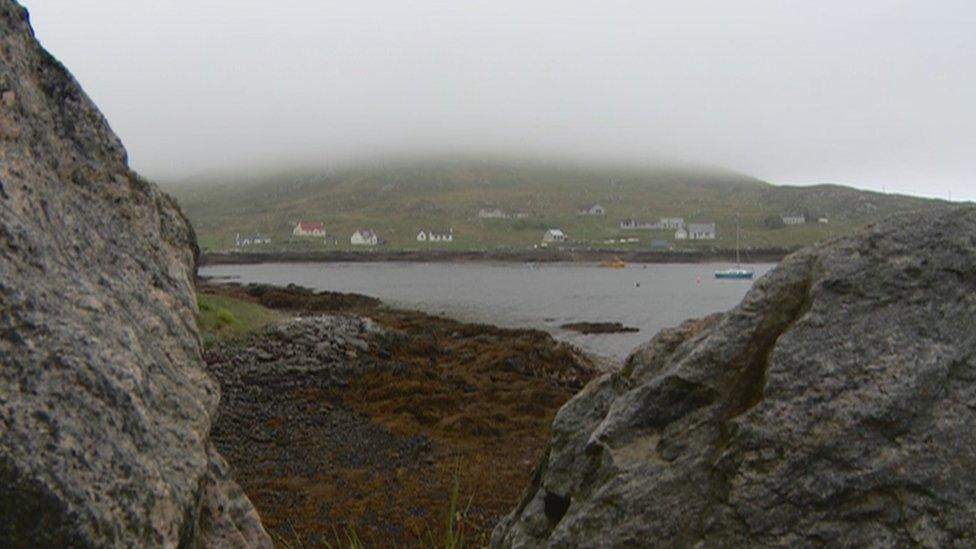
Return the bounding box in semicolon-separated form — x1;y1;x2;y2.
216;307;238;325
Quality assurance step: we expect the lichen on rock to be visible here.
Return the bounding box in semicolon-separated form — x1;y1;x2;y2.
0;1;269;546
493;207;976;547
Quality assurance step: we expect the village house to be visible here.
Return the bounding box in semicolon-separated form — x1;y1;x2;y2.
478;207;509;219
542;229;567;244
782;214;806;225
818;217;830;224
350;229;379;246
659;217;685;229
620;217;684;230
577;204;606;216
293;221;326;237
235;233;271;247
688;222;717;240
619;218;658;230
416;228;454;242
674;227;688;240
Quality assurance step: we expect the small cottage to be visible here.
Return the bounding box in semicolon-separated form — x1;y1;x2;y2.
688;222;716;240
235;233;271;247
782;214;806;225
659;217;685;229
293;221;326;237
577;204;606;216
620;219;658;230
351;229;379;246
674;228;688;240
417;229;454;242
542;229;567;243
478;207;509;219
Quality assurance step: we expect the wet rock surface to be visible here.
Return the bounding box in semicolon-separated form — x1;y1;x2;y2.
560;321;640;334
0;2;268;546
493;207;976;547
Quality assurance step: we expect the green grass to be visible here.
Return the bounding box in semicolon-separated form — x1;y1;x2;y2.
196;293;284;346
164;157;951;253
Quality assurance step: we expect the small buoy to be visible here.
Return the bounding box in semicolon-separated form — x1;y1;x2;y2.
696;276;701;285
635;282;640;288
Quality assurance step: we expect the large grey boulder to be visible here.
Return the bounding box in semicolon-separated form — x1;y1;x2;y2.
493;207;976;547
0;2;269;546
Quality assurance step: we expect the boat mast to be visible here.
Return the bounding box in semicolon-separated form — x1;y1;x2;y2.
735;217;741;268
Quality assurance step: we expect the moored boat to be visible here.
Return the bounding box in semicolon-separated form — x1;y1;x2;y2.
715;268;754;279
715;218;754;280
600;258;626;269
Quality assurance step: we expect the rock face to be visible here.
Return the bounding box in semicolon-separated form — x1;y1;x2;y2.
493;207;976;547
0;2;269;546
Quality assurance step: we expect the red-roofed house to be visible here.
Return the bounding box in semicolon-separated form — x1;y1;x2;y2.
293;221;326;237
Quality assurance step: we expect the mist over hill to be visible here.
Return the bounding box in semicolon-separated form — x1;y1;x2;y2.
163;157;952;254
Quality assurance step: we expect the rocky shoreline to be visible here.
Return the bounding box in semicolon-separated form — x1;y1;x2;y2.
198;281;599;545
200;247;791;266
560;321;640;334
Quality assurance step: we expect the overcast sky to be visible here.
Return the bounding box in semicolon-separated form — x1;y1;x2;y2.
22;1;976;200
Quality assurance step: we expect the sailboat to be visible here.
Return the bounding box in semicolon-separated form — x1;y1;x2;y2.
715;219;754;280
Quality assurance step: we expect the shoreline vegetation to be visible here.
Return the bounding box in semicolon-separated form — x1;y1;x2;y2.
199;247;792;266
196;280;600;545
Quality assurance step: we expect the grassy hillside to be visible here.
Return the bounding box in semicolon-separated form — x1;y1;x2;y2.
165;158;950;254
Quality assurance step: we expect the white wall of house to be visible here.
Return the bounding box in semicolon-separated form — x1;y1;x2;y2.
543;229;567;243
351;231;378;245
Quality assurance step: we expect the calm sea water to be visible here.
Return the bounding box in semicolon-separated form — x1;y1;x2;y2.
200;262;776;362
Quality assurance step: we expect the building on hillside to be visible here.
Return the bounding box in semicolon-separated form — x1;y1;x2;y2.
577;204;606;216
350;229;379;246
542;229;567;244
818;217;830;224
417;228;454;242
478;207;509;219
650;239;671;251
620;218;659;230
782;214;806;225
293;221;326;237
674;228;688;240
659;217;685;229
235;233;271;247
323;235;339;245
688;222;716;240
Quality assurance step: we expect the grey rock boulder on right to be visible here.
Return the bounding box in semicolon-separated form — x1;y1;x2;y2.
493;207;976;547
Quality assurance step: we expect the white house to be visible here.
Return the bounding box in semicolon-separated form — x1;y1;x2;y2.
542;229;567;243
674;228;688;240
478;207;509;219
818;217;830;224
293;221;326;237
417;228;454;242
659;217;685;229
621;217;684;230
620;219;658;230
235;233;271;247
782;214;806;225
351;229;379;246
577;204;606;216
688;222;716;240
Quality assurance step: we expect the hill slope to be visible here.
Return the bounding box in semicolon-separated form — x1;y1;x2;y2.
164;158;950;254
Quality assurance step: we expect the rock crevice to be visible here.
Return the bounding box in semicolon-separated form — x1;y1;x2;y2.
494;207;976;547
